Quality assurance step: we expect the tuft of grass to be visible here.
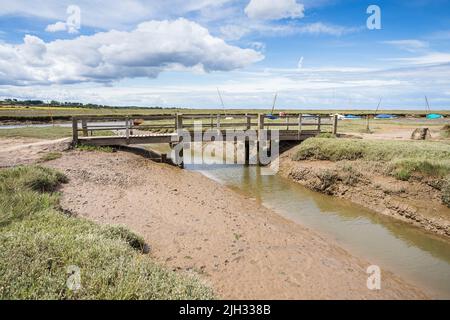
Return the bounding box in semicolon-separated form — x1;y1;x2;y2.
76;145;114;153
0;166;213;299
393;168;412;181
39;152;62;162
0;166;67;227
100;225;146;252
0;165;68;193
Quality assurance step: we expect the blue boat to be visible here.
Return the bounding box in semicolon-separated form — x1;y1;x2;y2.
344;114;362;119
426;113;443;119
266;93;279;120
375;114;397;119
265;114;278;120
424;96;443;119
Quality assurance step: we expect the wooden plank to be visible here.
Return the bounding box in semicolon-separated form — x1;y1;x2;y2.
78;135;174;146
79;127;122;131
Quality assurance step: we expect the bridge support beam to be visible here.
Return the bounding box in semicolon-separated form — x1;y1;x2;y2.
257;114;265;165
244;113;251;165
244;140;250;165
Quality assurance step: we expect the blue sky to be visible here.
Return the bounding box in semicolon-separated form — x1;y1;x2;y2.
0;0;450;109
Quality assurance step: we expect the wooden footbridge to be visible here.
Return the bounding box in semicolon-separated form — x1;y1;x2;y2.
73;113;337;144
72;113;338;166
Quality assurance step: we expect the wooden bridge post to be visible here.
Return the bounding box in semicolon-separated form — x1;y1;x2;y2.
216;114;221;130
297;114;302;139
176;113;183;130
81;119;88;137
175;113;184;168
258;113;265;130
257;113;265;165
72;117;78;146
125;116;130;144
332;114;338;135
317;115;321;132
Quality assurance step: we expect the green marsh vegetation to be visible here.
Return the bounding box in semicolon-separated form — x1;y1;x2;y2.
0;165;213;299
0;126;115;139
293;138;450;206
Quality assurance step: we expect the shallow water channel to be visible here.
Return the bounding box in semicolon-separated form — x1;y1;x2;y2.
180;155;450;299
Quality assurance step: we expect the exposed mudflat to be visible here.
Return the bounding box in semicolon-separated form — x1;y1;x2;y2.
41;149;427;299
0;137;70;167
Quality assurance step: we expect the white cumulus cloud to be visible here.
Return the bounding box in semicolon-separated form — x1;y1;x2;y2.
45;21;67;33
0;18;263;86
244;0;305;20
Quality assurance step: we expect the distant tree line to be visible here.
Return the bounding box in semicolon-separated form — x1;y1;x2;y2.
0;98;179;109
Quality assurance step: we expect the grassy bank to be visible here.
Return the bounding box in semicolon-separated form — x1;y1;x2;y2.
0;126;115;139
292;137;450;206
0;127;73;139
294;138;450;161
0;165;213;299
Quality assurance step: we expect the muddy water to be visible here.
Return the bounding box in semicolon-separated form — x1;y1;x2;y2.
178;156;450;299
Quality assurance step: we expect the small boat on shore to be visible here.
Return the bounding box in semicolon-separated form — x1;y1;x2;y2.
426;113;444;119
344;114;362;119
375;114;397;119
331;113;345;120
265;93;279;120
424;96;444;119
